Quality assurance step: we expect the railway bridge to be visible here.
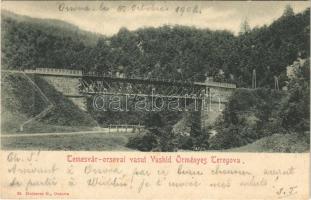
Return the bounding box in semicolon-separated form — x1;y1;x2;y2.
24;68;237;128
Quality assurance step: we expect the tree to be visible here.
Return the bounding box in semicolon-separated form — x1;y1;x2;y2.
239;18;251;35
280;59;310;133
283;5;295;17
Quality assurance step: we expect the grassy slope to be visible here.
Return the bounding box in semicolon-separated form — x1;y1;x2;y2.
1;73;97;133
228;133;310;153
1;73;44;133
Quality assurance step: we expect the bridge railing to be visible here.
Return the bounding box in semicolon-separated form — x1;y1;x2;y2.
25;68;82;76
83;71;237;89
102;124;144;134
83;71;196;84
205;81;237;89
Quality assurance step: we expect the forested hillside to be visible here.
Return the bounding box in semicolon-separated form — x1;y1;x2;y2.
1;8;309;88
1;7;309;151
1;10;101;70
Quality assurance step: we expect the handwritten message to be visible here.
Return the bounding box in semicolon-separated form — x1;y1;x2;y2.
57;2;202;16
0;151;308;199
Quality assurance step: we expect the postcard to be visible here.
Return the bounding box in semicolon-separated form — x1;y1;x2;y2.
0;1;310;199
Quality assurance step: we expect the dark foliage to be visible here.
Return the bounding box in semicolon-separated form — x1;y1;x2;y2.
2;9;309;88
126;133;158;151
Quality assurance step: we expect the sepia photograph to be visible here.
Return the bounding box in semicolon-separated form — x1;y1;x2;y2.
1;1;310;152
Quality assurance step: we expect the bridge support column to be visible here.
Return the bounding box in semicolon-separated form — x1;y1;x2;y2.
190;98;203;137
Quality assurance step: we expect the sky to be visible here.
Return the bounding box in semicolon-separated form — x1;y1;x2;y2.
2;1;310;36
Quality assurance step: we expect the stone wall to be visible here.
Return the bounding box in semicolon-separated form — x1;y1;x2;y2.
201;86;235;128
37;75;87;111
40;76;81;96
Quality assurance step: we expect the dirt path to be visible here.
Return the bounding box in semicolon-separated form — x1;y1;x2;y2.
1;128;135;138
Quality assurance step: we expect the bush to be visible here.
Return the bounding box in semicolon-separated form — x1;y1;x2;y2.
211;88;289;149
178;136;194;150
126;133;158;151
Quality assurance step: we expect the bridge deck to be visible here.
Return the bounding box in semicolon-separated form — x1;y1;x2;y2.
22;68;236;89
83;73;206;88
82;91;205;99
